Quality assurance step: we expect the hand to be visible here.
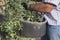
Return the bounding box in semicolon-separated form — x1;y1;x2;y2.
29;3;56;13
0;0;5;6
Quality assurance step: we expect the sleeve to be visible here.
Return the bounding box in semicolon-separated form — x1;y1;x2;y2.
50;9;60;22
42;0;60;21
43;0;60;6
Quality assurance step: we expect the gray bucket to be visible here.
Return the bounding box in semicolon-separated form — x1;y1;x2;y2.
21;19;47;37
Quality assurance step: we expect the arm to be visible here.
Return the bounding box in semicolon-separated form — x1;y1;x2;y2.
29;3;56;13
28;0;59;13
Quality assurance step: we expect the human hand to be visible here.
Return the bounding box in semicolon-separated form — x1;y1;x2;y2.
0;0;5;6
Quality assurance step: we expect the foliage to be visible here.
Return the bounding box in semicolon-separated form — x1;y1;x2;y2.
20;0;44;22
0;0;43;39
0;0;24;39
